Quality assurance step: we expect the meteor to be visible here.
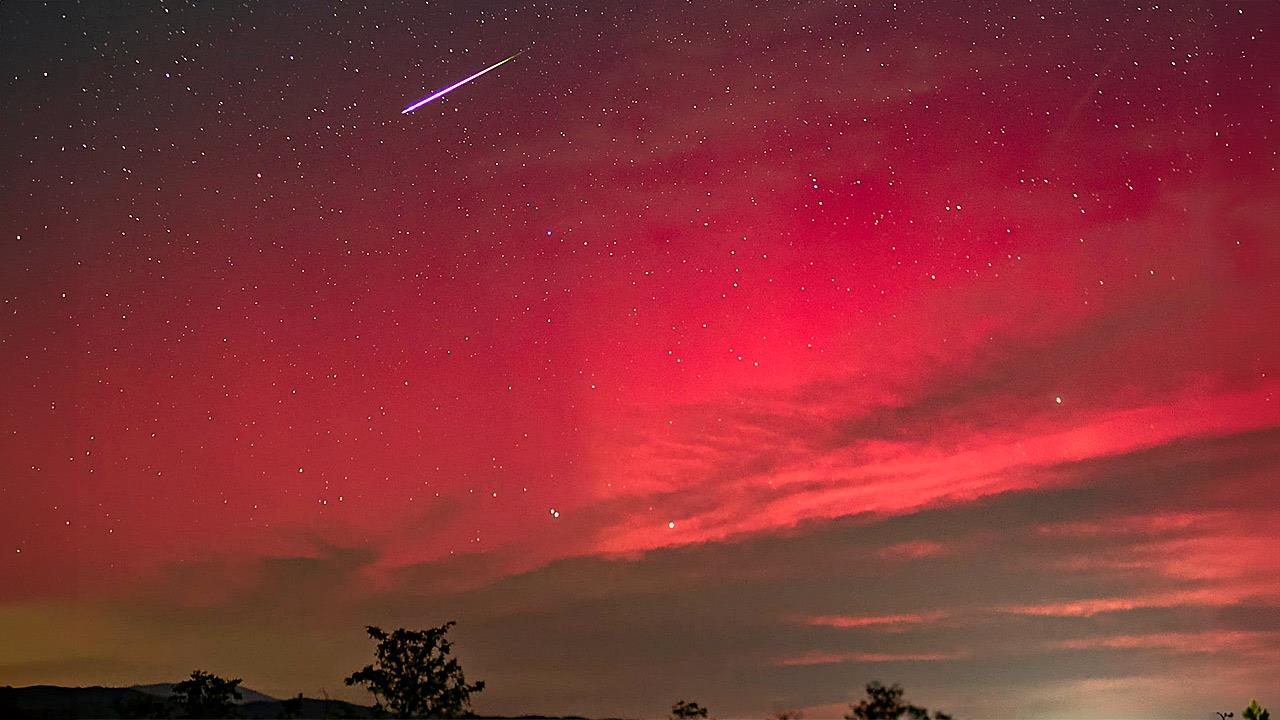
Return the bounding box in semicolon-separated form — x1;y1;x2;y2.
401;51;523;114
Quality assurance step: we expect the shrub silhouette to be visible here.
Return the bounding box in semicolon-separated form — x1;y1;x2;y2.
672;700;710;719
170;670;243;719
115;692;173;719
1244;700;1271;720
278;693;305;719
345;621;485;718
845;681;953;720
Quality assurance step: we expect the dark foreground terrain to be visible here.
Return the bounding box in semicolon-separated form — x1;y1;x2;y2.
0;684;375;718
0;684;594;719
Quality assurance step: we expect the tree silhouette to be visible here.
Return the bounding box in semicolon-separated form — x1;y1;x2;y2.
1244;700;1271;720
672;700;710;719
344;621;485;718
845;681;953;720
170;670;243;719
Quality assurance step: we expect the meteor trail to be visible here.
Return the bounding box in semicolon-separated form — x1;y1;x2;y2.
401;52;523;114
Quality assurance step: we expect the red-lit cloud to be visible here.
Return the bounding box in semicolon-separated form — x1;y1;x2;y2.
801;612;951;630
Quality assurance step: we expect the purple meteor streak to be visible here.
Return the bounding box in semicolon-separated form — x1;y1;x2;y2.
402;51;524;114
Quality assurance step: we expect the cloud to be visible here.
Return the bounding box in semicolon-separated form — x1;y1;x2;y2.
6;425;1266;717
1047;630;1280;656
799;612;952;630
778;650;966;667
877;541;951;560
997;590;1231;618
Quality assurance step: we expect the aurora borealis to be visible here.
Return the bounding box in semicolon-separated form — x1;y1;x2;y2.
1;1;1277;717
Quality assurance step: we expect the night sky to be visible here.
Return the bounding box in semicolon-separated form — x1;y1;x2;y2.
2;1;1278;717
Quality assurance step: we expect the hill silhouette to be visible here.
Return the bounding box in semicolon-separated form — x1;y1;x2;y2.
0;684;594;719
0;684;376;719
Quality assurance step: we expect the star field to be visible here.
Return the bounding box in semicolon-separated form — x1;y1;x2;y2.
1;1;1277;717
